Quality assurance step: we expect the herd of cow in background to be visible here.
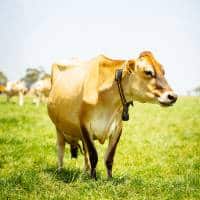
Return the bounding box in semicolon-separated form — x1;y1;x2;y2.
0;76;51;106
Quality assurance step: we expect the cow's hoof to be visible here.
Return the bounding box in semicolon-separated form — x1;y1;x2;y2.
83;166;90;173
91;169;97;180
107;175;113;180
57;167;63;173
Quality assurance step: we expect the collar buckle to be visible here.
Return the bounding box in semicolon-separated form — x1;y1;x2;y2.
115;69;133;121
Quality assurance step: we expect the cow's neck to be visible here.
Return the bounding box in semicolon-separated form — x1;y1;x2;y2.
100;75;132;113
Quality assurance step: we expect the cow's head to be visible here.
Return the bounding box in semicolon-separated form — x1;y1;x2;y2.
125;51;177;106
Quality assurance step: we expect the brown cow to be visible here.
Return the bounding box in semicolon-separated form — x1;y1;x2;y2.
47;51;177;179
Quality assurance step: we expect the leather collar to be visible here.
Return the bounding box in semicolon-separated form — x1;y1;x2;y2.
115;69;133;121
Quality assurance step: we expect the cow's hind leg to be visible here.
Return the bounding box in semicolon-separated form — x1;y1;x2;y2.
104;128;122;178
82;141;90;172
35;95;40;106
19;92;24;106
81;126;98;179
56;128;65;171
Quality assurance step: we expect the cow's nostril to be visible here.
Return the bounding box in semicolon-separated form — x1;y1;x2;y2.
167;94;177;102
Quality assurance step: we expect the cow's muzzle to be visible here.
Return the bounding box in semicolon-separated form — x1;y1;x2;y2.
158;91;178;106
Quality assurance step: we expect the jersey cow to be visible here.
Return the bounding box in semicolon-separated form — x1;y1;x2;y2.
30;77;51;106
47;51;177;179
5;81;27;106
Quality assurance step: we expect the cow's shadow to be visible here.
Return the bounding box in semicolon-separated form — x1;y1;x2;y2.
0;100;16;105
44;166;130;184
44;166;85;183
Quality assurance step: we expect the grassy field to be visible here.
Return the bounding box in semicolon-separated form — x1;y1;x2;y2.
0;96;199;200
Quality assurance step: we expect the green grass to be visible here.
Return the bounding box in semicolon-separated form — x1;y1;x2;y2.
0;96;199;200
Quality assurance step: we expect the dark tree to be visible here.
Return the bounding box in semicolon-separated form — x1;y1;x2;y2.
21;67;50;88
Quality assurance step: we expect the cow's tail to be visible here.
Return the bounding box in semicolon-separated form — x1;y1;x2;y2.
70;143;83;158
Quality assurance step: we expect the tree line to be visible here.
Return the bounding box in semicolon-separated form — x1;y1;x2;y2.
0;68;50;88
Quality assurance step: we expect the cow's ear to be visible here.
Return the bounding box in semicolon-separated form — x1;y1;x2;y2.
83;59;99;105
83;55;122;105
125;59;135;73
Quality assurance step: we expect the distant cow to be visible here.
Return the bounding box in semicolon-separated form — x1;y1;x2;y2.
48;51;178;179
30;77;51;106
5;80;27;106
0;84;5;94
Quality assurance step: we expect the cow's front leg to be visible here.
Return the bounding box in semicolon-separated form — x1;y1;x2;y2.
104;128;122;178
56;129;65;171
81;126;98;179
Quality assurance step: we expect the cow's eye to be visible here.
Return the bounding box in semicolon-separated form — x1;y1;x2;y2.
144;70;154;77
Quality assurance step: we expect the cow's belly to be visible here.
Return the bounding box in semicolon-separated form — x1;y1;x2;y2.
6;90;18;97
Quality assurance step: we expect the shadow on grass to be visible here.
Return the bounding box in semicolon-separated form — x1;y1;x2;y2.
0;117;19;124
0;137;23;145
0;99;17;105
107;174;130;185
44;166;84;183
44;165;131;185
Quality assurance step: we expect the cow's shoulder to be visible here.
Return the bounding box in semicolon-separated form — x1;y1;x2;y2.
94;54;125;67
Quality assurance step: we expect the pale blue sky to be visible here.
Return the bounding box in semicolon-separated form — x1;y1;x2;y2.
0;0;200;94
